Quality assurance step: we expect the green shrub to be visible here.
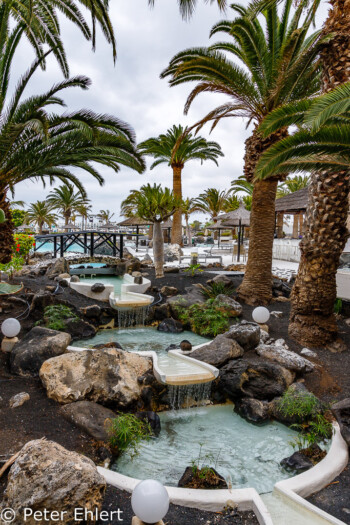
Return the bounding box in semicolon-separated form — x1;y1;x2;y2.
278;388;333;451
220;231;231;237
184;263;203;277
11;209;26;227
176;299;229;337
41;304;78;331
277;389;321;420
106;414;152;457
334;298;342;314
199;281;235;300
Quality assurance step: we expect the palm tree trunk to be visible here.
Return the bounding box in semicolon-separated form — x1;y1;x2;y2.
153;221;164;278
238;179;278;304
289;0;350;346
289;172;349;346
148;224;153;241
0;189;14;264
186;216;192;245
238;127;288;304
39;222;43;235
171;165;183;245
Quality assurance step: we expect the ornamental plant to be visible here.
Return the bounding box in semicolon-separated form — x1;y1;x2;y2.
13;234;35;263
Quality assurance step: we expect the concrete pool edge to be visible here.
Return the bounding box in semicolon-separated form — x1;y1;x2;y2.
97;422;348;525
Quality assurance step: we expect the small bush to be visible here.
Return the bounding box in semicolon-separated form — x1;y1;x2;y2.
106;414;152;457
184;263;203;277
176;300;230;337
41;304;78;331
277;389;321;420
199;281;235;300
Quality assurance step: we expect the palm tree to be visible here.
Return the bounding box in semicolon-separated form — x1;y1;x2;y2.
256;81;350;345
0;42;145;263
5;0;116;77
181;197;199;244
27;201;57;234
138;125;223;246
277;176;310;198
194;188;231;239
121;184;182;278
97;210;115;224
162;0;324;304
47;185;91;227
231;177;254;198
148;0;227;19
222;194;240;212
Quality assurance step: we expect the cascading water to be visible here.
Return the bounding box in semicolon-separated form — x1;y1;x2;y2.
117;306;150;328
167;382;212;410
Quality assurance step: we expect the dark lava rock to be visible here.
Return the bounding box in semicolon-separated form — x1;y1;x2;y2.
332;398;350;447
63;318;96;340
157;318;184;334
91;283;106;293
218;359;294;401
164;267;180;273
135;411;161;435
70;275;80;283
10;327;71;377
93;341;124;350
224;321;260;350
80;305;101;319
178;466;227;489
134;276;143;285
180;340;192;352
212;295;243;317
235;398;269;424
46;257;70;278
166;344;179;352
190;335;244;368
60;400;116;442
281;451;314;472
152;303;171;321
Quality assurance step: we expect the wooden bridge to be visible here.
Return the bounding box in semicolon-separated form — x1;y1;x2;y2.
34;231;144;258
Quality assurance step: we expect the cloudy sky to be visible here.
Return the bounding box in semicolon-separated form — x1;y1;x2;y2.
13;0;330;223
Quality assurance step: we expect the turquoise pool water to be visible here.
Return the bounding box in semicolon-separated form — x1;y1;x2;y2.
75;326;209;355
114;404;299;493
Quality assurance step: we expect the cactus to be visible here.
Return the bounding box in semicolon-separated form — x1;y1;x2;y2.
0;208;6;223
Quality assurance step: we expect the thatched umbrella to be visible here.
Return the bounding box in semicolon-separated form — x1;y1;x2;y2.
118;217;152;250
218;205;251;261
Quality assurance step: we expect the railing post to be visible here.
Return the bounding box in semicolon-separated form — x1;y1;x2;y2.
60;235;64;258
119;234;124;259
112;234;117;257
90;232;94;257
84;233;87;254
53;237;57;258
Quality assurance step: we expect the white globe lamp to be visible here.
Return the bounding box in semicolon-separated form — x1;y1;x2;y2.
252;307;270;325
1;318;21;353
131;479;169;525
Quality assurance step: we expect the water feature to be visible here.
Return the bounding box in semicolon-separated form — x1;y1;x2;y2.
117;306;150;328
113;404;300;493
167;383;212;410
75;327;209;355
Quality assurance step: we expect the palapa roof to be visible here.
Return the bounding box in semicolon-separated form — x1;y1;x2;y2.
118;217;151;227
62;223;80;229
102;222;117;229
275;187;309;213
218;204;251;227
207;220;229;230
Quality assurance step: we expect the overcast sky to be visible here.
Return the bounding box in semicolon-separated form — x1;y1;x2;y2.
13;0;330;222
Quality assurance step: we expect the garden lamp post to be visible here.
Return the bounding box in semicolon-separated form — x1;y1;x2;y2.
131;479;169;525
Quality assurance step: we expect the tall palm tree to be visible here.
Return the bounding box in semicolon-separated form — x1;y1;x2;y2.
222;194;240;212
47;185;91;227
4;0;116;77
256;81;350;345
97;210;115;224
138;125;223;245
27;201;57;234
162;0;324;304
121;184;182;278
181;197;199;244
231;176;254;197
0;39;145;263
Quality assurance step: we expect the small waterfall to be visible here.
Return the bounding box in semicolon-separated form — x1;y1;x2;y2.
167;382;212;410
117;306;150;328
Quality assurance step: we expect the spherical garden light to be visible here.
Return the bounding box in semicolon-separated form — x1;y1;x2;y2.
131;479;169;525
1;318;21;338
1;318;21;353
252;307;270;325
